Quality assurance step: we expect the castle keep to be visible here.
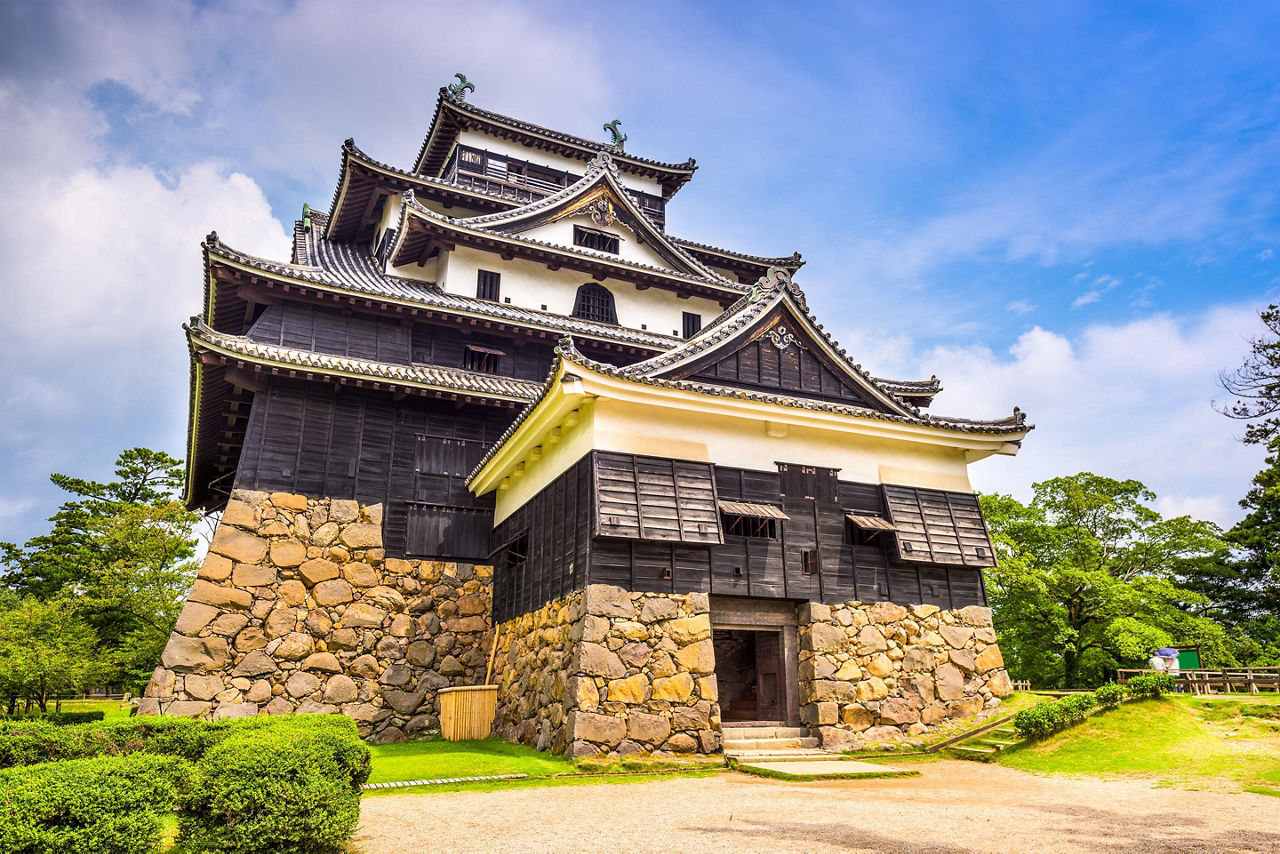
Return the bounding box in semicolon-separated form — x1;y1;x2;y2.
144;78;1030;755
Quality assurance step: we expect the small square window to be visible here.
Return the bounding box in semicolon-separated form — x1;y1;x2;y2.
477;270;500;301
801;549;819;576
463;345;503;374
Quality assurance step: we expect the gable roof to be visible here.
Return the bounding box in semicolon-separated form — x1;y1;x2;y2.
455;152;726;281
387;187;749;302
618;267;924;416
412;89;697;198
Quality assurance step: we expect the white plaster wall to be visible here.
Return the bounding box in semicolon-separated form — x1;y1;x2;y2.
434;246;722;336
590;398;975;493
456;130;666;197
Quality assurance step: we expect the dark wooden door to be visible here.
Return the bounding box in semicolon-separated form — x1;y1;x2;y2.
755;631;782;721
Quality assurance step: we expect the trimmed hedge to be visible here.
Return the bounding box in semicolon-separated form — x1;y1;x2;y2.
0;711;362;768
1124;673;1177;698
1094;683;1125;708
1013;674;1178;741
178;725;369;853
0;715;370;854
0;711;106;726
0;753;193;854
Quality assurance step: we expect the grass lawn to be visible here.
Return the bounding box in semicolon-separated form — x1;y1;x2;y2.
365;737;724;796
54;698;132;719
999;694;1280;793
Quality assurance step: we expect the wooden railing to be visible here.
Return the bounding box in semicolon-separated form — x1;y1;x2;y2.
1116;667;1280;694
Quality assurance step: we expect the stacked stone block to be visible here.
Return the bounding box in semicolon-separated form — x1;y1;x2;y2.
798;600;1013;750
493;584;722;758
141;490;492;743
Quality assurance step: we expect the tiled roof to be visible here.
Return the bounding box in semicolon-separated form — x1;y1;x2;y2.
562;337;1031;436
393;190;749;297
413;90;697;196
468;338;1032;485
451;152;728;284
327;139;800;275
670;235;804;272
203;224;682;350
187;321;544;402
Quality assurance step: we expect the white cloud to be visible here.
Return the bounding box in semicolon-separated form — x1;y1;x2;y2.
906;307;1269;526
1258;248;1274;261
1007;299;1036;315
1071;273;1122;309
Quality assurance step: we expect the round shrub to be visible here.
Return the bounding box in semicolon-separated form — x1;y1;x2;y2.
0;752;193;854
1124;673;1177;698
1094;683;1125;708
176;725;369;853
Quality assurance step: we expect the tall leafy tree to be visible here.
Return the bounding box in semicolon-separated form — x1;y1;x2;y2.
1211;303;1280;661
0;597;103;712
982;474;1230;688
0;448;201;686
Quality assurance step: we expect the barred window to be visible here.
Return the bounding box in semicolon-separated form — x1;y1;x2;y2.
572;283;618;324
574;225;620;254
476;270;500;301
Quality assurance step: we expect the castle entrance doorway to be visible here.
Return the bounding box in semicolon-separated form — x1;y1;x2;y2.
709;597;800;725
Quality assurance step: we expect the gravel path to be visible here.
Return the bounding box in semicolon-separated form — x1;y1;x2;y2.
354;760;1280;853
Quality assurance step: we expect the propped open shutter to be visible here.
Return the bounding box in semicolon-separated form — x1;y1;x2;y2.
881;485;996;567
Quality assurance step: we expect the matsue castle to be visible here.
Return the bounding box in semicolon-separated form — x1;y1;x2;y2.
144;77;1031;756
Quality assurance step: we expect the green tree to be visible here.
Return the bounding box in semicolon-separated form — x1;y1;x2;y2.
982;473;1230;688
0;597;103;712
0;448;201;687
1211;303;1280;662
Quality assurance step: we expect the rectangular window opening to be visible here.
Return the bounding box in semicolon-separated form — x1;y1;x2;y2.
574;225;620;254
476;270;501;302
801;549;819;576
682;311;702;339
722;513;777;539
463;344;503;374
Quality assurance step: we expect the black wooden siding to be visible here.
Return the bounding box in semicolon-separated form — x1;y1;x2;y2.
593;452;721;543
490;455;593;622
883;485;997;567
248;305;412;364
487;452;992;620
235;379;509;559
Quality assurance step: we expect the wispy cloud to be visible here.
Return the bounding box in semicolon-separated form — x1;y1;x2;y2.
1007;300;1037;315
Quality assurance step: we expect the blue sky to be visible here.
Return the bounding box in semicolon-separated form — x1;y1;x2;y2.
2;0;1278;546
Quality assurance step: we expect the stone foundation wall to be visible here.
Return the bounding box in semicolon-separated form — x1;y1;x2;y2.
141;490;493;743
798;600;1013;750
492;590;584;754
493;584;722;758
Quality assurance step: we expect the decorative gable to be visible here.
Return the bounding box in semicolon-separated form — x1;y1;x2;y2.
661;303;895;412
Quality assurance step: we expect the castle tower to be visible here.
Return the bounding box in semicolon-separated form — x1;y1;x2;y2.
144;79;1028;753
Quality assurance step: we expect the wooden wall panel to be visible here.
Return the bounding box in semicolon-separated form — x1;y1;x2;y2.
234;380;506;559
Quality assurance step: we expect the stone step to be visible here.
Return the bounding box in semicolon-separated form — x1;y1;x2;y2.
720;725;811;740
724;748;833;762
950;746;997;756
722;737;821;752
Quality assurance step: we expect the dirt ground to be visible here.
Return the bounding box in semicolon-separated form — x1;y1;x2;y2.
354;759;1280;853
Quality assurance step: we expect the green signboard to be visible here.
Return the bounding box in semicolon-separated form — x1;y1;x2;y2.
1178;648;1201;670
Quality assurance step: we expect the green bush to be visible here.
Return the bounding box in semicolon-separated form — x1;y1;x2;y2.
0;753;194;854
0;710;364;769
0;711;106;726
1094;683;1125;708
1013;691;1100;741
0;714;369;853
177;723;369;853
1124;673;1177;698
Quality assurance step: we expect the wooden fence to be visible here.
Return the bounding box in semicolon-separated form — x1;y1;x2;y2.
1116;667;1280;695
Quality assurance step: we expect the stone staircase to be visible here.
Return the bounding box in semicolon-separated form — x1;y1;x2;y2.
721;725;827;763
945;725;1021;761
